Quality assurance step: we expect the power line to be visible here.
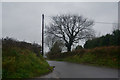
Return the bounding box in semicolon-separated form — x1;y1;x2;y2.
44;15;118;25
94;22;118;24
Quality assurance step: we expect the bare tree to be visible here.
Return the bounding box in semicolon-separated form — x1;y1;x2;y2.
45;34;57;50
46;14;95;52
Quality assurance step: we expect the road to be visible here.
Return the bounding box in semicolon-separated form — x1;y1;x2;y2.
40;61;118;78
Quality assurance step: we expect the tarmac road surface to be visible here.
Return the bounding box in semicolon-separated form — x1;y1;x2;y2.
40;60;118;78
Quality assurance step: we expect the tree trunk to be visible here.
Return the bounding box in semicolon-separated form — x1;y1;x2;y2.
67;45;71;52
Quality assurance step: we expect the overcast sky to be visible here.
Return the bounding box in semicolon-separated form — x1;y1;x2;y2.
0;2;2;39
1;2;118;51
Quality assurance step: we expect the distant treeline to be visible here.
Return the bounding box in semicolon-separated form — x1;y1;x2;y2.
2;37;42;57
84;30;120;49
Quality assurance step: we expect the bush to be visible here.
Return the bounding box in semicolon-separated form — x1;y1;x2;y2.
75;45;83;50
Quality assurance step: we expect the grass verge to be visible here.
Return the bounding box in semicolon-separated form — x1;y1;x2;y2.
48;46;120;69
2;47;53;78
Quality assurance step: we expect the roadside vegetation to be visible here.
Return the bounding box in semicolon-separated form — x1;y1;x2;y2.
2;38;53;78
84;29;120;48
65;46;119;68
46;29;120;68
47;46;119;68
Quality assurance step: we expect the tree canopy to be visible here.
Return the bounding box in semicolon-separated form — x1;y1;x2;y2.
84;29;120;49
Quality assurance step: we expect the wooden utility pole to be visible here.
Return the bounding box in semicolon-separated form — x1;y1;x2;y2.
42;14;44;56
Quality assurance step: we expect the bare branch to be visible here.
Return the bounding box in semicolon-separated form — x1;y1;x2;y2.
46;14;95;51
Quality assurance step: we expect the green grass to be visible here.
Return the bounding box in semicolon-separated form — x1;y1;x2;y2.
63;54;118;68
48;46;119;69
2;47;53;78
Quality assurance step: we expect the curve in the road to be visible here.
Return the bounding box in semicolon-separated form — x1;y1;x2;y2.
40;61;118;78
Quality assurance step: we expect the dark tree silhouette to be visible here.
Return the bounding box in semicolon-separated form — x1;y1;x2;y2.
50;40;64;54
46;14;95;51
84;29;120;49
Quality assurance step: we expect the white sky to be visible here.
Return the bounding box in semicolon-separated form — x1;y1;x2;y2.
1;2;118;52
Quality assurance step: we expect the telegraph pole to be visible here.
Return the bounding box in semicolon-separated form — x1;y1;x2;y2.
42;14;44;56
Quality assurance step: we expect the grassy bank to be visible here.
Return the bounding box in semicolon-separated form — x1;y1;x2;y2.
3;47;53;78
2;38;53;78
47;46;120;68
